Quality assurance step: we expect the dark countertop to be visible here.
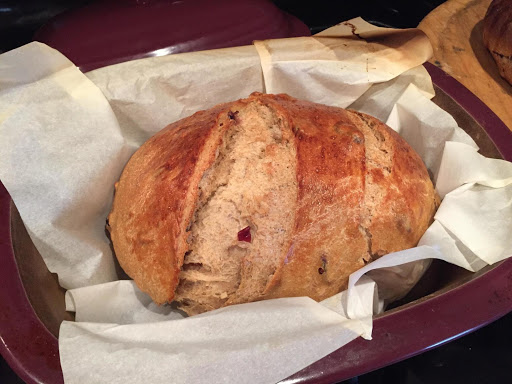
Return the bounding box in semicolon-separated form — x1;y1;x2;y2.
2;1;511;383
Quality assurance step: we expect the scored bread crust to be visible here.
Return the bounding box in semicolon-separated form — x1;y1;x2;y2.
108;93;439;312
108;102;233;304
241;95;438;303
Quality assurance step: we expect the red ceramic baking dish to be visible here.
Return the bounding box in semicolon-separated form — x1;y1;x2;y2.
33;0;311;73
2;1;512;383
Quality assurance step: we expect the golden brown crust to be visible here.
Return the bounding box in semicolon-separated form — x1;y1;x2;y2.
256;96;438;301
108;103;231;304
108;93;438;310
483;0;512;84
258;94;368;301
348;111;439;258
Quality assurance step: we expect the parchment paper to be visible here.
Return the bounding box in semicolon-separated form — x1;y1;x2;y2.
1;18;512;384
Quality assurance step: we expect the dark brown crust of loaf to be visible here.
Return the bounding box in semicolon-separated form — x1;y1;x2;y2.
483;0;512;84
108;93;438;308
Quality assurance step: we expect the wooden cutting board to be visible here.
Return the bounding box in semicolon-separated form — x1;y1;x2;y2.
418;0;512;131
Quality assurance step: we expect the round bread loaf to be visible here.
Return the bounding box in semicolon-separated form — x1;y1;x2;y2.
483;0;512;85
108;93;439;315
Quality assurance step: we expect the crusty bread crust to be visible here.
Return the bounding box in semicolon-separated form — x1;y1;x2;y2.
108;93;439;313
108;102;233;304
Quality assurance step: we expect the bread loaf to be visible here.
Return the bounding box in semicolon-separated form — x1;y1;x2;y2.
108;93;439;315
483;0;512;85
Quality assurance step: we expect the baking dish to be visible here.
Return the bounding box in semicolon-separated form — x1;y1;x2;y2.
2;1;512;382
2;62;511;384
